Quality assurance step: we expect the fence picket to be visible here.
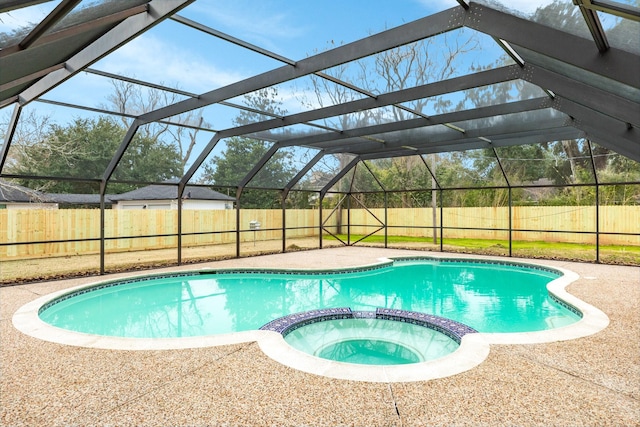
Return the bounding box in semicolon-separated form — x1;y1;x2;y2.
1;206;638;259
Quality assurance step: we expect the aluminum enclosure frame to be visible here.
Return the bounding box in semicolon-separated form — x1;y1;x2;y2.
1;1;638;275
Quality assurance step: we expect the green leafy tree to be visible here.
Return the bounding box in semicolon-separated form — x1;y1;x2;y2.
201;137;296;208
200;88;297;208
11;117;181;193
102;79;210;174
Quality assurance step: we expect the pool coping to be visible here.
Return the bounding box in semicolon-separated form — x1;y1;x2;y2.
12;255;609;383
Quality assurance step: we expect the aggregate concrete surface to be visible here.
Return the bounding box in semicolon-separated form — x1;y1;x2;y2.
1;247;638;426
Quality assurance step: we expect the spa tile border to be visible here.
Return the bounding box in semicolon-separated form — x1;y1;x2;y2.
260;307;477;344
259;308;354;335
376;308;477;343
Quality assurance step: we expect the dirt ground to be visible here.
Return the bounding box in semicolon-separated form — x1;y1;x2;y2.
0;238;340;285
1;237;637;285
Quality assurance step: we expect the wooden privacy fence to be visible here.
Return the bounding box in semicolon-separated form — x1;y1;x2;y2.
351;206;640;245
0;209;325;259
1;206;638;259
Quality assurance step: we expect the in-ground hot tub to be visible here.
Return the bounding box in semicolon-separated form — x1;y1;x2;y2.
262;308;474;365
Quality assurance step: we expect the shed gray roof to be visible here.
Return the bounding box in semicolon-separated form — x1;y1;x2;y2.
110;185;235;202
46;193;106;205
0;180;48;203
0;180;232;204
0;180;108;204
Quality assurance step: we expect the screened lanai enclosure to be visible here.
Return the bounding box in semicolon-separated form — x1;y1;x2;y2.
1;0;639;283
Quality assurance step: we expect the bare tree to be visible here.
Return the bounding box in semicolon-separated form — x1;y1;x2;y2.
374;34;480;121
297;31;480;199
0;110;77;192
102;79;211;174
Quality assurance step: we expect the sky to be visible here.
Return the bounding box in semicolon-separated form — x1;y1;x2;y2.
0;0;564;34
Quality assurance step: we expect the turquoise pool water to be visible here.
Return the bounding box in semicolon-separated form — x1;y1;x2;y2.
39;259;581;338
284;317;460;365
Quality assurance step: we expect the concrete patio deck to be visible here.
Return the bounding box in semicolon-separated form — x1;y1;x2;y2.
1;247;638;426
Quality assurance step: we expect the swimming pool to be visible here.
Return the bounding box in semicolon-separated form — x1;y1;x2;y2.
13;255;609;382
37;258;579;338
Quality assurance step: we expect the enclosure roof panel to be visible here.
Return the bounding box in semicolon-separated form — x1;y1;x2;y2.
1;0;638;193
0;0;155;105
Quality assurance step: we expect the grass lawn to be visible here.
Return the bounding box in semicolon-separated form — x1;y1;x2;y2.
326;234;640;265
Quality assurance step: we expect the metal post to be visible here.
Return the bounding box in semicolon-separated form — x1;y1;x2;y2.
1;104;21;172
439;189;444;252
508;187;513;257
235;187;242;258
432;189;438;245
347;194;351;245
595;183;600;263
491;146;510;256
431;157;438;245
384;192;388;248
281;190;287;253
177;182;183;265
588;140;600;263
99;182;106;275
319;192;323;249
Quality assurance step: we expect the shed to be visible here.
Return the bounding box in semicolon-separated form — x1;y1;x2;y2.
0;180;56;209
110;185;235;210
46;193;109;208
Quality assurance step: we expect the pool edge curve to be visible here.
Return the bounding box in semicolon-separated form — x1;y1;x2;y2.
12;255;610;382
